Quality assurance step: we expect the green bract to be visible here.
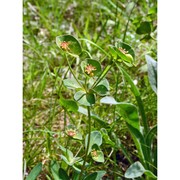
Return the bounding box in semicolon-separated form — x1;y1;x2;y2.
65;125;82;140
91;144;104;163
74;90;95;106
56;34;82;56
81;58;102;77
63;78;82;89
60;96;78;112
109;41;135;66
89;78;109;96
85;131;102;154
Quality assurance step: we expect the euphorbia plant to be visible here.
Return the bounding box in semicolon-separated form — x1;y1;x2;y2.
56;34;110;179
36;34;156;180
26;34;157;179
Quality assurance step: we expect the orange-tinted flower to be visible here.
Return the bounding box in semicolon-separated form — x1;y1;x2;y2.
118;47;128;54
91;149;98;157
60;41;70;51
85;64;96;76
66;129;76;137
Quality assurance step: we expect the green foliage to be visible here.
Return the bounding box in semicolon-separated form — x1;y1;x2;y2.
81;59;102;77
109;42;135;66
74;91;95;106
85;131;102;154
136;21;152;35
63;78;82;90
60;96;78;112
26;163;42;180
125;161;145;179
23;0;157;179
50;161;70;180
83;171;106;180
125;161;157;179
145;55;157;94
117;103;140;131
56;35;82;56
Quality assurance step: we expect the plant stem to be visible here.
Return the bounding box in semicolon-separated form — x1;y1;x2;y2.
79;106;92;180
79;38;111;58
64;109;67;131
122;2;136;42
92;60;115;89
65;55;83;88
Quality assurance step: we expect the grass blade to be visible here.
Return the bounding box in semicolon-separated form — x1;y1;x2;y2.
26;163;42;180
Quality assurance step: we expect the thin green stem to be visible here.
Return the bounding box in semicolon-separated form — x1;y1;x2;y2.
95;17;108;43
122;1;136;42
91;60;115;89
64;109;67;131
79;106;92;180
65;54;83;89
79;38;111;58
113;71;120;121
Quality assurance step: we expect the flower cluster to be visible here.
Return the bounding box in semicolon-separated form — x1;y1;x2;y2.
60;41;70;51
85;64;97;77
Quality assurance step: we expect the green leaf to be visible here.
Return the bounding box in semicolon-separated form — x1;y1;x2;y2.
60;155;72;166
59;145;74;162
118;66;149;134
60;96;78;112
59;168;70;180
93;85;108;96
126;124;146;164
26;163;42;180
117;103;140;131
56;35;82;56
125;161;145;179
74;90;95;106
109;45;133;65
72;131;83;140
93;78;109;96
85;131;102;154
50;161;61;180
108;45;118;59
60;155;82;166
91;144;105;163
140;34;152;42
132;16;143;26
100;96;141;132
83;171;106;180
116;41;135;60
144;170;157;179
119;67;140;97
109;42;135;66
81;59;102;77
65;124;82;140
145;55;157;94
136;21;151;35
100;96;119;105
148;7;157;15
60;146;82;166
100;128;115;147
126;2;135;13
63;78;82;90
145;125;157;148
